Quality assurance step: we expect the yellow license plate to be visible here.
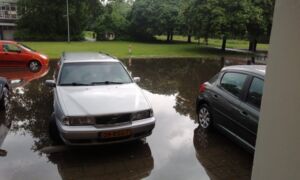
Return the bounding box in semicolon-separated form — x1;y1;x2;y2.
101;130;132;139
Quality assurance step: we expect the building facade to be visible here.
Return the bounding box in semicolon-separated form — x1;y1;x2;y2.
0;0;18;40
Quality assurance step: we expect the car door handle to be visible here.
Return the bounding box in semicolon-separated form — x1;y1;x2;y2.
240;111;248;116
213;94;219;99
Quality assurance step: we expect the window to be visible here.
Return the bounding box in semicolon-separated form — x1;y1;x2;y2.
59;62;132;85
3;44;21;53
220;72;248;97
209;73;219;84
247;77;264;109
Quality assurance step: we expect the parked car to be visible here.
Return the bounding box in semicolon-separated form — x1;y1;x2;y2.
0;41;49;72
196;65;265;152
0;77;9;111
46;52;155;145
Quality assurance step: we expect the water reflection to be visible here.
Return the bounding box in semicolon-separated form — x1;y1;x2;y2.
0;58;255;180
0;66;49;89
46;142;153;180
193;127;253;180
0;64;54;153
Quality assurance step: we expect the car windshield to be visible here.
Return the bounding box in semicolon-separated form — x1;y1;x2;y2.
18;43;35;52
59;62;132;86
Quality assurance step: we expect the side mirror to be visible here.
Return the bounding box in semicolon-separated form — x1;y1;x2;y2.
45;80;56;87
133;77;141;83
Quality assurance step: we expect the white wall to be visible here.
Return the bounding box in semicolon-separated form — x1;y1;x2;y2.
252;0;300;179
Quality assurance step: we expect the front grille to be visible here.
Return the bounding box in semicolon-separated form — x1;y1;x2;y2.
95;113;132;125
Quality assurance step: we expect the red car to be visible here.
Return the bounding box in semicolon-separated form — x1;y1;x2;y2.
0;41;49;72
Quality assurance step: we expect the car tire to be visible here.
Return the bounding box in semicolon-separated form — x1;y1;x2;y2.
0;87;8;111
197;104;213;129
28;60;41;72
49;113;63;144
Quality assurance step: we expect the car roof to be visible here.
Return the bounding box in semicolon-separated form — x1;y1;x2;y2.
222;65;266;76
0;40;17;44
62;52;119;63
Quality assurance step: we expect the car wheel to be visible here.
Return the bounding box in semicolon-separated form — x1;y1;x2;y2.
49;113;63;144
198;104;213;129
0;87;8;111
28;60;41;72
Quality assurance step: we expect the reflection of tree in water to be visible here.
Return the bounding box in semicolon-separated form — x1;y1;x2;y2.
4;65;55;152
125;58;223;121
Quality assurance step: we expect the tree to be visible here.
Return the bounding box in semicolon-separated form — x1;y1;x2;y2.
94;0;131;40
178;0;194;43
129;0;181;42
16;0;94;41
157;0;180;42
129;0;161;40
219;0;249;51
191;0;225;45
246;0;275;51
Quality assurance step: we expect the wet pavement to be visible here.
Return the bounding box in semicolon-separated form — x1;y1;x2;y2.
0;57;254;180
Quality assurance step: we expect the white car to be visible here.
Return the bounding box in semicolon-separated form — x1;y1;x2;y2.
46;52;155;145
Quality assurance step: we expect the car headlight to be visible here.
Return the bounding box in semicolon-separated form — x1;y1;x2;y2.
63;117;95;126
132;109;153;121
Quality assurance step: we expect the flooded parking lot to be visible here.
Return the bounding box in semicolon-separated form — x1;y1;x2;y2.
0;58;254;180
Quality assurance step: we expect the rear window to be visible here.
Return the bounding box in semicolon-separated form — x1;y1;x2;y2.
208;73;219;84
246;77;264;109
220;72;248;97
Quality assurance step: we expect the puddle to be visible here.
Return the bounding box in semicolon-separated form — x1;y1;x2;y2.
0;57;254;180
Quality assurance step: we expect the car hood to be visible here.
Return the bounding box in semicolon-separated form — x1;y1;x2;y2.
56;83;151;116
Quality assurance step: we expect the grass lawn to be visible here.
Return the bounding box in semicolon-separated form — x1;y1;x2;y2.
22;40;261;60
156;35;269;51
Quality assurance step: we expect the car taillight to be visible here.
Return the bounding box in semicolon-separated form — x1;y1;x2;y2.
199;83;206;93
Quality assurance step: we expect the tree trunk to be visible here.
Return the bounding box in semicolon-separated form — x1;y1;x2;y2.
220;57;225;67
221;35;227;51
253;39;257;52
249;38;258;52
249;41;253;51
204;36;208;45
167;32;170;42
187;34;191;43
170;32;173;41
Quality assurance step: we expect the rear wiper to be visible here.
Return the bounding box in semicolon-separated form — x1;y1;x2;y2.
91;81;124;85
60;82;90;86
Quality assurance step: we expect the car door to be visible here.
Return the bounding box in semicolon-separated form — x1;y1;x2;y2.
211;72;250;136
238;76;264;147
0;43;28;67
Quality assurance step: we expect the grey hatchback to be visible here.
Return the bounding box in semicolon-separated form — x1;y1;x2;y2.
196;65;265;152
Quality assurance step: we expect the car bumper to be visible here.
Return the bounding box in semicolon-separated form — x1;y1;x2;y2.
56;117;155;145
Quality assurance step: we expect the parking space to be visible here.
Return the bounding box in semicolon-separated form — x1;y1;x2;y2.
0;58;253;180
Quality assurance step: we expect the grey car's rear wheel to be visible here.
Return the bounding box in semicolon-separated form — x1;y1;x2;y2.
198;104;213;129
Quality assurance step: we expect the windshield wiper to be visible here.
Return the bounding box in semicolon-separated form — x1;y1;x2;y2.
60;82;90;86
91;81;124;85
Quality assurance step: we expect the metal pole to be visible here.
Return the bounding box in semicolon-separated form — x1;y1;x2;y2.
66;0;70;43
